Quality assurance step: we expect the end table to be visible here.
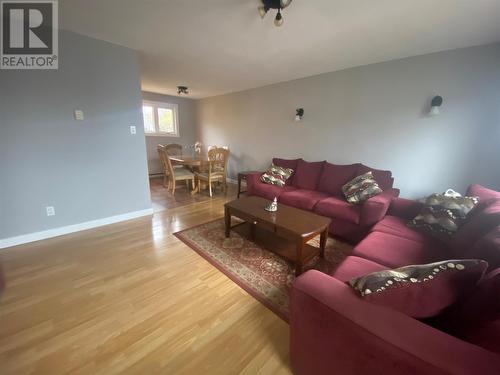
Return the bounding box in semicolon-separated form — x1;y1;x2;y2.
237;171;261;198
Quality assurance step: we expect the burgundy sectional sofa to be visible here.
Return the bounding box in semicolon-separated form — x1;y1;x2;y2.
290;184;500;374
247;158;400;243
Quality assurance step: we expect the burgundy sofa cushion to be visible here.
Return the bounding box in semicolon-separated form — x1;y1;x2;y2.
388;197;425;220
360;188;400;227
465;226;500;270
458;268;500;323
331;256;388;282
251;181;297;201
272;157;302;185
449;199;500;257
279;189;329;211
349;259;488;318
293;160;325;190
357;164;394;191
372;216;431;243
317;162;360;196
467;184;500;201
353;231;447;269
314;197;361;224
446;269;500;354
464;320;500;355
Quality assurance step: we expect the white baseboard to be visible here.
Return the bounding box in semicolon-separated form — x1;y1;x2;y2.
0;208;154;250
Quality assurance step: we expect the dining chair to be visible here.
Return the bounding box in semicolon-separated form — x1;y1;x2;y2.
165;143;183;156
157;145;170;188
195;147;230;197
158;145;195;194
165;150;195;195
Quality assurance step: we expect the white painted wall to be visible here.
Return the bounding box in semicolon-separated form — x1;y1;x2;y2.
196;43;500;198
0;31;152;241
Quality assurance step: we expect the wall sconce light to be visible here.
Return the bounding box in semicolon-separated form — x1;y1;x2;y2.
295;108;304;122
429;95;443;116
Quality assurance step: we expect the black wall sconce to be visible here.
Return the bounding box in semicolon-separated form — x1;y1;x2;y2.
429;95;443;116
295;108;304;122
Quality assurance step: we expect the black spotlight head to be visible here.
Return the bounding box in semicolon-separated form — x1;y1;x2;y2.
431;95;443;107
177;86;189;95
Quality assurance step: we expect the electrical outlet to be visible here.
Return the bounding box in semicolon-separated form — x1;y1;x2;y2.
74;110;84;121
46;206;55;216
130;125;136;135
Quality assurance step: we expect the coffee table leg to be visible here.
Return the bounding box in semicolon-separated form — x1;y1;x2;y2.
250;221;256;240
320;227;328;258
295;238;304;276
224;207;231;238
237;174;242;199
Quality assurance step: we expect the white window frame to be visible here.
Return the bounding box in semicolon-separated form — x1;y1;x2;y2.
142;100;180;137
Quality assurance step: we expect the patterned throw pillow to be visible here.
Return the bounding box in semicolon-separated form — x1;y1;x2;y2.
408;193;479;239
260;164;294;187
342;172;382;204
349;259;488;318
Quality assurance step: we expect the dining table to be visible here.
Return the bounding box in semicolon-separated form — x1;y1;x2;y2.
168;153;210;195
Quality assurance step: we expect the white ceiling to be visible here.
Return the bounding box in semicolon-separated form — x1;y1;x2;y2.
60;0;500;99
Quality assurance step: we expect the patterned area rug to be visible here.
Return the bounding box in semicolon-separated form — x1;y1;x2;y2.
174;218;353;321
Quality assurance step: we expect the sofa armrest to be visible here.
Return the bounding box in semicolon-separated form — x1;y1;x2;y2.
245;172;263;196
387;197;424;219
291;270;500;375
360;188;400;227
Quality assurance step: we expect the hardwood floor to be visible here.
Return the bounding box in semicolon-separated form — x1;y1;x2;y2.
0;179;291;374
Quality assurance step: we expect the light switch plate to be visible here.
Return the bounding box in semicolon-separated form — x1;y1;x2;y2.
74;110;84;121
130;126;137;135
46;206;55;216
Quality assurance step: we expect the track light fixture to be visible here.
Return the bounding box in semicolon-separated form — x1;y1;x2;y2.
258;0;292;27
177;86;189;95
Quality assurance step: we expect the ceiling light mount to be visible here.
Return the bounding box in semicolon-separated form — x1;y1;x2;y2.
258;0;292;27
177;86;189;95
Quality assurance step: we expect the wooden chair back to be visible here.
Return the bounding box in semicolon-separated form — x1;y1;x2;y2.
157;145;169;176
157;145;175;178
207;147;230;175
165;143;183;156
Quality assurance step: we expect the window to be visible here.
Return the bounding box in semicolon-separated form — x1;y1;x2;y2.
142;101;179;137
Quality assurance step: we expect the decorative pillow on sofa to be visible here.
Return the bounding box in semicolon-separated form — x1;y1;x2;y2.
342;172;382;204
272;158;301;185
349;259;488;318
260;164;294;187
408;193;479;240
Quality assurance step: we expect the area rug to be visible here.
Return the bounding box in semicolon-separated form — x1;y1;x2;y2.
174;218;353;321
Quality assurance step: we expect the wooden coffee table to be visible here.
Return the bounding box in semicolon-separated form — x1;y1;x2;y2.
224;196;331;276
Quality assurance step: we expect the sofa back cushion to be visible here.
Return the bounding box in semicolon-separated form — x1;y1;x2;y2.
466;226;500;270
317;162;360;196
357;164;393;191
450;199;500;257
293;160;326;190
466;184;500;201
444;268;500;353
272;158;301;185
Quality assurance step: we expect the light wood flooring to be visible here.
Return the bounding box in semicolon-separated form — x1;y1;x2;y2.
0;178;291;374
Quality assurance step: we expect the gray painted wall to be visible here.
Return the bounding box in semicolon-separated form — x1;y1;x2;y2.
196;43;500;198
142;92;197;175
0;31;151;240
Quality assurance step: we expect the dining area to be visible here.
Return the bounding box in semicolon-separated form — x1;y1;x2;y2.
156;143;230;198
